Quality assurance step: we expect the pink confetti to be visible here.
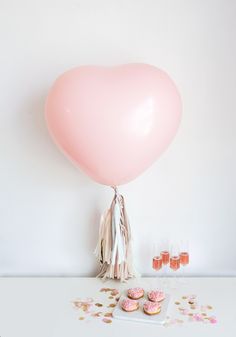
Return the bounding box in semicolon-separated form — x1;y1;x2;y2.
182;309;189;315
193;313;204;322
209;316;217;324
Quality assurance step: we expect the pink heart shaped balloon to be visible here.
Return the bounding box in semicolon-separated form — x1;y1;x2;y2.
45;64;182;186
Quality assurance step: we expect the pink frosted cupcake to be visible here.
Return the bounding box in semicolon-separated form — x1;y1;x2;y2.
127;287;144;300
121;298;139;312
147;290;165;302
143;300;161;315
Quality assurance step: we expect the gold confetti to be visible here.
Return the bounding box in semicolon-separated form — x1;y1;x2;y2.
91;312;102;317
108;303;116;308
100;288;113;292
104;312;113;317
207;305;213;310
100;288;119;295
109;296;114;299
95;303;103;307
188;313;193;316
190;306;196;310
102;318;112;324
73;301;92;312
175;301;180;305
202;313;207;316
182;296;187;299
111;289;119;296
78;317;85;320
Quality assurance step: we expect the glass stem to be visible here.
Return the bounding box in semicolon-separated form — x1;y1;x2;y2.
171;269;180;289
162;264;168;288
181;265;188;285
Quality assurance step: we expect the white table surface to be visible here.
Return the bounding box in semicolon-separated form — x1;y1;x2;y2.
0;277;235;337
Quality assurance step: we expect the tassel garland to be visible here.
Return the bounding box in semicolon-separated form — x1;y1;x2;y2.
94;187;136;281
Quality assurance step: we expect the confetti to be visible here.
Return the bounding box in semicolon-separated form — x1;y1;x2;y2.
209;316;217;324
111;289;119;296
102;318;112;324
73;298;94;313
108;303;116;308
181;309;189;315
193;313;204;322
91;312;102;317
73;291;217;328
100;288;113;293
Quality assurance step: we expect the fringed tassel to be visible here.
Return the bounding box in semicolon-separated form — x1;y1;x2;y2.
94;187;136;282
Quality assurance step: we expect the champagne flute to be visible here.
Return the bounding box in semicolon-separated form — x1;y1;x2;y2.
180;240;189;283
152;243;163;288
160;240;170;287
170;243;180;288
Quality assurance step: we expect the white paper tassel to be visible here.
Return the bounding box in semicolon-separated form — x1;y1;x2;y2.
94;187;136;281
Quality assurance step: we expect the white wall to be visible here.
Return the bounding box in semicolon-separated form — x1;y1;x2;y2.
0;0;236;276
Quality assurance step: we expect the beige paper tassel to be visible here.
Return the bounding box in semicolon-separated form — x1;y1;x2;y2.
94;187;136;281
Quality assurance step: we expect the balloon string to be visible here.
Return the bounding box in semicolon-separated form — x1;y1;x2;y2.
111;186;118;196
